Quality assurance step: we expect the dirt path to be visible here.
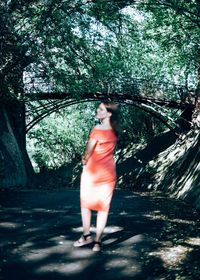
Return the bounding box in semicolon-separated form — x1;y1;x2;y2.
0;189;199;280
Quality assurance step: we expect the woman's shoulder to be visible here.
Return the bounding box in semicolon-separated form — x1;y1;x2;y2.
94;124;112;130
94;124;102;129
90;125;117;141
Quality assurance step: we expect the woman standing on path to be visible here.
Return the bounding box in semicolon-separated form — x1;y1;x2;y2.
73;101;120;252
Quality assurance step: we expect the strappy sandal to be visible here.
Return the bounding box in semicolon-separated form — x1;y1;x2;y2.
73;233;93;247
92;241;101;252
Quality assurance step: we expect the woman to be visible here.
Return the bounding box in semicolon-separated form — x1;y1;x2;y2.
73;101;120;252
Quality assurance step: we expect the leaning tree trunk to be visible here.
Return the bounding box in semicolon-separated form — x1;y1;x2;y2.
194;52;200;112
191;51;200;127
197;55;200;108
0;101;35;188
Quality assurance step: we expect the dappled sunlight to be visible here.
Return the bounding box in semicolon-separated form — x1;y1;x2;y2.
139;133;200;217
176;161;200;198
103;234;147;277
119;234;144;246
11;228;144;278
70;248;95;258
0;222;22;229
167;218;195;225
103;238;119;245
0;189;199;279
13;233;94;262
18;241;35;249
104;257;141;275
31;208;69;214
72;225;123;234
48;235;67;244
186;237;200;246
119;210;128;215
115;143;146;164
176;177;194;198
19;240;72;262
11;229;144;278
143;213;196;225
24;226;45;233
148;245;188;266
20;249;51;262
35;259;94;276
196;162;200;171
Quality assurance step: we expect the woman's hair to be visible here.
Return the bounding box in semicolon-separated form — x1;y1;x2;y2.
103;101;121;137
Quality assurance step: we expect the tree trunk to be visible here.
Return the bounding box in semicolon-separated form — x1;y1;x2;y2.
195;53;200;110
0;101;35;188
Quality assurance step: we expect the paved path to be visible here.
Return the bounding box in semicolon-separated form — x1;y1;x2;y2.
0;189;199;280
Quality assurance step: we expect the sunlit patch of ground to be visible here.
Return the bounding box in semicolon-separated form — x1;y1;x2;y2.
143;212;196;225
148;245;188;266
35;259;94;276
186;237;200;246
72;225;123;234
0;222;22;229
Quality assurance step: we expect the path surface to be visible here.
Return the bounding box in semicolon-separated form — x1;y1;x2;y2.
0;189;199;280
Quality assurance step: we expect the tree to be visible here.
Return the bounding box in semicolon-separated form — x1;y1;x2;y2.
1;0;130;101
135;0;200;106
0;0;130;187
1;0;199;188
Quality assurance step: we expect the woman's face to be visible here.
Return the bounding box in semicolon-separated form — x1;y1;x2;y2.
96;103;110;120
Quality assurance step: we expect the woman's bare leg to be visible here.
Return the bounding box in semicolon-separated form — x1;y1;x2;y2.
81;207;92;235
73;208;92;247
95;211;109;242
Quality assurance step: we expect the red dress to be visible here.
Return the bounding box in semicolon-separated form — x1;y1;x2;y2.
80;128;117;212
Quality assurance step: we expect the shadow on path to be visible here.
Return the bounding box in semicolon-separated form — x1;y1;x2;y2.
0;189;199;280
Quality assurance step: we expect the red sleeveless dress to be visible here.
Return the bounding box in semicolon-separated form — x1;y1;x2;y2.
80;128;117;212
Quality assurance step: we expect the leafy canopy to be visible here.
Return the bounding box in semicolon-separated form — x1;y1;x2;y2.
1;0;199;102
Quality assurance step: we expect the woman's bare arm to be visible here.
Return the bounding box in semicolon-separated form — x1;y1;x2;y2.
82;138;97;165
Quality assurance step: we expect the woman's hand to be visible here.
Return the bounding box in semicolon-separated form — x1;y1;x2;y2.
82;157;88;166
82;138;97;166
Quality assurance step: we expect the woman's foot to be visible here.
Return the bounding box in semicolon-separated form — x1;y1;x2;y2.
73;233;93;247
92;241;101;252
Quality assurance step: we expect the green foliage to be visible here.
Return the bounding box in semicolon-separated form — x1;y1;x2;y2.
27;102;97;171
2;0;199;172
9;0;129;99
117;104;166;155
135;0;200;86
26;101;165;171
1;0;199;102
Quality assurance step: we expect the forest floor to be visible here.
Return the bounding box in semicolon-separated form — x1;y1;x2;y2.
0;188;199;280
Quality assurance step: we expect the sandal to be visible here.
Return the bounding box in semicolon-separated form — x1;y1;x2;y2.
92;241;101;252
73;233;93;247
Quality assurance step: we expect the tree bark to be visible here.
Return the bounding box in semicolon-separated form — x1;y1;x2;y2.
192;51;200;123
0;101;35;188
196;54;200;109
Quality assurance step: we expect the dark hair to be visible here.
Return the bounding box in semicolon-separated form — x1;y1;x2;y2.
103;101;121;137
